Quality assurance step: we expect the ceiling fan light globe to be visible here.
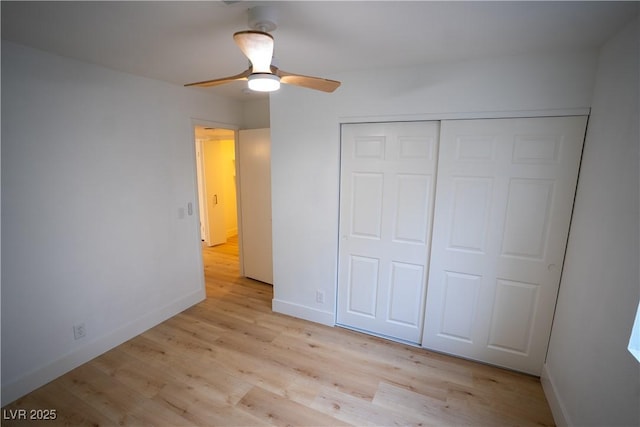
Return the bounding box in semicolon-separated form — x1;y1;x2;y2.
248;73;281;92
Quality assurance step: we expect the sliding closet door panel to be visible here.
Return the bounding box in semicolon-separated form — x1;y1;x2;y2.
423;116;587;375
338;121;439;344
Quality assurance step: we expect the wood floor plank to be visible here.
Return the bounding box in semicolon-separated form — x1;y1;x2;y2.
185;304;280;343
1;382;114;427
120;332;258;409
238;386;351;427
270;332;384;400
273;326;470;403
208;337;300;396
312;386;426;427
141;321;220;360
162;311;229;338
1;236;556;426
56;363;193;426
91;348;168;399
153;389;270;427
373;380;481;426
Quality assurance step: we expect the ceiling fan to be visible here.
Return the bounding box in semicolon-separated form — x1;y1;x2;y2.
184;6;341;93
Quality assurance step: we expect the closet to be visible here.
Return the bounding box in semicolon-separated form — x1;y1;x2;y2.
337;116;587;375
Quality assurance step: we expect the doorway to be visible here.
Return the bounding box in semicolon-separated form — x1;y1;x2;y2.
192;124;274;287
194;126;238;247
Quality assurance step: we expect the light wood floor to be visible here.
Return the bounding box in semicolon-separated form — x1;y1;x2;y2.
2;236;555;426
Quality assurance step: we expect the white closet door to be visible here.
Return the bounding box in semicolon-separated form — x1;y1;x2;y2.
337;121;439;344
238;128;273;284
422;116;587;375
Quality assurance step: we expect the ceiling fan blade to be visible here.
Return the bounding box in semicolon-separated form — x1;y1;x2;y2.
273;68;341;93
184;68;251;88
233;30;274;73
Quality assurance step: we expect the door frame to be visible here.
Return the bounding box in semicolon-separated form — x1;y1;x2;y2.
190;119;241;259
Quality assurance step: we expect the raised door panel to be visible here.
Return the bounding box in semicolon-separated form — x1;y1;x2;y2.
439;271;482;342
387;261;425;327
393;174;432;244
350;173;384;239
346;255;380;318
448;177;493;253
488;279;540;355
501;178;554;260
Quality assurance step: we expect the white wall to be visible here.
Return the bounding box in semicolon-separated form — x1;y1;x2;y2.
243;97;270;129
1;41;244;405
270;50;598;325
542;18;640;426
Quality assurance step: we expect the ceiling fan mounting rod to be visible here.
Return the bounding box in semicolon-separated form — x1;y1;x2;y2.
248;5;277;33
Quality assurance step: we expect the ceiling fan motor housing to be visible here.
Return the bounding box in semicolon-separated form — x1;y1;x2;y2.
248;6;277;32
184;5;340;93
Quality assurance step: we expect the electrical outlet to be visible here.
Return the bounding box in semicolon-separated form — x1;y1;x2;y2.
316;290;325;304
73;323;86;340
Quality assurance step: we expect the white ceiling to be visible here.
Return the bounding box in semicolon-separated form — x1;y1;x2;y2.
2;1;637;100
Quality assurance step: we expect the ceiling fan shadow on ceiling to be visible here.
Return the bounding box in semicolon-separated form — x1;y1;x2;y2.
184;6;341;94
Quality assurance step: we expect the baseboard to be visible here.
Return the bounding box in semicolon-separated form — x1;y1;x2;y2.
541;362;571;427
272;299;335;327
1;288;206;406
